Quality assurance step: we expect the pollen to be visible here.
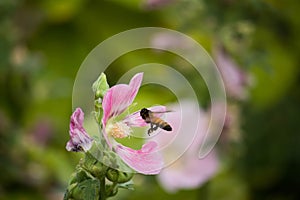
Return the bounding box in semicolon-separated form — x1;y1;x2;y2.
107;121;132;139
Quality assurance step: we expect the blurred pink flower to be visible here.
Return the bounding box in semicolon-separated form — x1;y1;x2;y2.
142;0;174;10
101;73;163;175
31;119;53;146
154;101;219;193
66;108;93;152
151;32;191;50
214;46;250;100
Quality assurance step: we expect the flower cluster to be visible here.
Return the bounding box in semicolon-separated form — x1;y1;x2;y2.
65;72;222;199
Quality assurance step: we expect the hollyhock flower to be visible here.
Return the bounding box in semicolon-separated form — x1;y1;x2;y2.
151;32;192;50
66;108;93;152
101;72;163;175
31;119;53;146
142;0;174;10
154;101;219;193
214;46;250;100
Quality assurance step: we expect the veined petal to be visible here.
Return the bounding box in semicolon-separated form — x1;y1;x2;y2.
115;141;163;175
66;108;93;152
70;107;84;129
102;73;143;125
123;105;167;127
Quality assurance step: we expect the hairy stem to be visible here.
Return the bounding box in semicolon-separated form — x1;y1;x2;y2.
100;176;106;200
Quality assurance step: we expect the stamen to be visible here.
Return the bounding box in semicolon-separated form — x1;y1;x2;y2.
107;121;132;139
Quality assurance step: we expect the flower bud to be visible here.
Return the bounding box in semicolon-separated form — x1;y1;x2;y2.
91;162;107;179
92;73;109;99
106;185;118;197
106;168;134;183
69;169;89;185
67;179;100;200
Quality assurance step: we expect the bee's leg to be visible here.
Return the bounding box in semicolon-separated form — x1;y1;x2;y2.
153;124;159;131
148;123;154;136
148;124;159;135
147;128;152;136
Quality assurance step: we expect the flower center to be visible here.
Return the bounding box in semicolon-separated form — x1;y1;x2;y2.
106;121;132;139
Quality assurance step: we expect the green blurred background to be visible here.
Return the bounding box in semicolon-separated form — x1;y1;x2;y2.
1;0;300;199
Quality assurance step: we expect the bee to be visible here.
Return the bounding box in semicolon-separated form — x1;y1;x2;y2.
140;108;172;136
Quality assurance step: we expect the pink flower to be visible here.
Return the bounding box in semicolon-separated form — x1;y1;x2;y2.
154;101;219;193
66;108;93;152
214;46;250;100
142;0;174;10
151;32;192;50
101;73;163;175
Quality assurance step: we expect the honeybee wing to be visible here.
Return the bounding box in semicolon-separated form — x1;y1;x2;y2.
150;110;173;114
148;109;173;121
149;110;173;120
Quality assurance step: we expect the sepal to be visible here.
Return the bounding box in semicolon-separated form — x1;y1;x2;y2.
106;168;134;183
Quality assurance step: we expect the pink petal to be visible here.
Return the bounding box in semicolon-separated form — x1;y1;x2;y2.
115;141;163;175
102;73;143;125
101;124;113;150
123;105;167;127
70;107;84;129
158;151;219;193
66;108;93;152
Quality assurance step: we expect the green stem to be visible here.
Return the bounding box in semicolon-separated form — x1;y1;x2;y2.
100;176;106;200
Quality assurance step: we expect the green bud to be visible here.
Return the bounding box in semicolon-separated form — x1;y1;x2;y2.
70;179;100;200
83;152;98;171
106;168;134;183
91;161;107;179
94;99;102;109
106;184;118;197
82;152;108;179
92;73;109;99
69;169;90;185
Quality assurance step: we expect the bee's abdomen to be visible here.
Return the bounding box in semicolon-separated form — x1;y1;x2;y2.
153;118;172;131
162;124;172;131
